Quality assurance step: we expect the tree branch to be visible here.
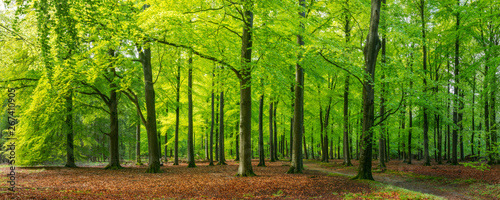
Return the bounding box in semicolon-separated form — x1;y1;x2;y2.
76;101;110;114
0;78;39;82
373;90;406;127
152;38;240;78
121;88;147;126
318;51;365;88
79;81;110;105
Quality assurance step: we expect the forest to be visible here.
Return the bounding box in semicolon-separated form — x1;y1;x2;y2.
0;0;499;199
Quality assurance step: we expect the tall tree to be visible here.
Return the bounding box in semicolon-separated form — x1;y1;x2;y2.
258;91;266;166
288;0;306;174
451;0;460;166
209;71;215;166
270;101;275;162
187;51;196;168
419;0;431;167
173;50;181;166
353;0;382;180
236;0;255;177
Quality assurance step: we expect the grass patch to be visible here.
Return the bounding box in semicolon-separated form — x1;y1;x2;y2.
467;183;500;199
451;178;477;184
327;172;349;178
344;180;444;200
386;169;443;181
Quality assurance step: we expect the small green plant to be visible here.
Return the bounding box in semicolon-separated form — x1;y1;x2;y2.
243;193;254;198
461;161;490;172
272;190;283;197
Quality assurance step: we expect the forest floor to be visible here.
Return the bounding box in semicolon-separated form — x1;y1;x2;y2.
0;159;497;199
305;158;500;200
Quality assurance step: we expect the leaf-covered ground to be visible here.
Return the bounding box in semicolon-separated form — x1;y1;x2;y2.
3;160;369;199
1;159;495;199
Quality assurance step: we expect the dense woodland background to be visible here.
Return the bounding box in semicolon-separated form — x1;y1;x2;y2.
0;0;499;180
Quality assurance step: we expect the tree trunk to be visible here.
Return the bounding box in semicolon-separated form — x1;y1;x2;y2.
269;102;275;162
218;89;226;165
258;93;266;166
106;50;121;170
353;0;381;181
235;121;240;161
136;116;141;165
173;55;180;166
187;51;196;168
64;91;77;168
471;75;476;158
451;0;460;165
288;0;306;174
209;72;215;166
274;103;279;160
419;0;431;166
235;1;255;177
303;133;309;159
139;46;161;173
343;76;352;166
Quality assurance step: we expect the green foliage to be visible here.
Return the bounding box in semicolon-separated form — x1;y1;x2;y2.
460;161;491;172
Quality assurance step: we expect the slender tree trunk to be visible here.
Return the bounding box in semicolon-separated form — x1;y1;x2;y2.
209;72;215;166
274;103;279;160
459;91;464;161
269;102;275;162
311;133;315;159
136;115;141;164
258;93;266;166
408;49;414;165
187;51;196;168
215;93;219;162
343;76;353;166
451;0;460;165
303;134;308;159
65;91;77;168
164;109;168;161
235;121;240;161
419;0;431;166
402;101;407;163
471;75;476;158
173;56;180;166
218;89;226;165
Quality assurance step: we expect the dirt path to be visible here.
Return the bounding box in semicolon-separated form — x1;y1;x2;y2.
304;161;475;200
